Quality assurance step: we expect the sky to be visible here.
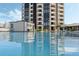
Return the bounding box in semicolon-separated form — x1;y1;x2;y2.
0;3;22;23
64;3;79;24
0;3;79;24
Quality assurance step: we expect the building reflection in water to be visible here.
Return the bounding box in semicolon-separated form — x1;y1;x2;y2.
0;32;10;41
49;32;57;56
58;31;64;55
10;32;35;56
50;32;64;56
9;31;64;56
35;32;44;55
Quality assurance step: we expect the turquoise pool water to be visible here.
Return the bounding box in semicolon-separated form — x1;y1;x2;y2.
0;32;79;56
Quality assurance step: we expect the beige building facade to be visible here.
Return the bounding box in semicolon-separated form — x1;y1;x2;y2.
22;3;64;32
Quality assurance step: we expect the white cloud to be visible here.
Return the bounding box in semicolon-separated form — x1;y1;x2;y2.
0;9;21;23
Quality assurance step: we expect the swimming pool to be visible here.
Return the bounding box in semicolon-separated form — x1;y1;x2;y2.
0;32;79;56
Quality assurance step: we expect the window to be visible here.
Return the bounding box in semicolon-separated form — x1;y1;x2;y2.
44;3;49;6
44;13;49;18
31;7;33;9
51;5;55;7
31;14;33;17
38;14;42;16
11;24;13;28
31;19;33;21
60;3;63;5
44;4;49;10
31;3;33;5
38;26;42;29
60;11;63;13
51;14;54;16
60;19;63;21
60;15;63;17
31;10;33;13
51;9;55;12
38;5;42;8
59;7;64;9
25;4;29;8
25;9;29;12
60;23;63;25
38;9;42;12
38;18;42;21
25;19;28;21
38;22;42;25
51;22;54;25
60;27;63;30
51;18;54;20
51;27;54;30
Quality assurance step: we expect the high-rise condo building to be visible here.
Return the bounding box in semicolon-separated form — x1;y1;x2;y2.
22;3;64;32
